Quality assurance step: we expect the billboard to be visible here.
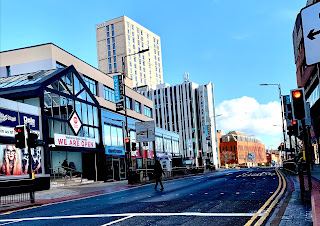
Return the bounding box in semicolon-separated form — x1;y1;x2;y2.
0;144;42;176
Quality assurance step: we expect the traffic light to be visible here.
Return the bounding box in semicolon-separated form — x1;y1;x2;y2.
280;142;284;151
291;120;299;136
291;88;306;120
125;138;130;152
28;132;39;148
131;142;136;151
14;125;26;149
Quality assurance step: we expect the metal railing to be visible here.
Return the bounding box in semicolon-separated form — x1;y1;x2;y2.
0;179;35;205
50;167;83;186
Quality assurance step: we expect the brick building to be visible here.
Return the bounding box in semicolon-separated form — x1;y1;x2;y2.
219;131;267;167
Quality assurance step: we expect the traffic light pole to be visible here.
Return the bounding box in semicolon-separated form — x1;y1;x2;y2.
26;124;35;203
302;120;312;191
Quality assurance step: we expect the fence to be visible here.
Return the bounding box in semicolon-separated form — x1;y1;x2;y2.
0;179;35;205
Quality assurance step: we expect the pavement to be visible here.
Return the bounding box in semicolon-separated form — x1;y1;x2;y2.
0;166;320;225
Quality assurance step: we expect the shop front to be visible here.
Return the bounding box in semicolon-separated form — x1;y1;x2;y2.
0;66;103;184
0;98;48;190
105;146;126;181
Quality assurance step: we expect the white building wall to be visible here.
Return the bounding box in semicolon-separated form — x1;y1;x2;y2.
141;81;217;166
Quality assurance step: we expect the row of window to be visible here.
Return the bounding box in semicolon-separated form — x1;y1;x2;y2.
102;85;151;117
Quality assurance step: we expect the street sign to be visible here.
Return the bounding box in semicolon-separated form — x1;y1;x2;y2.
301;2;320;65
135;121;155;142
116;101;124;111
113;74;124;103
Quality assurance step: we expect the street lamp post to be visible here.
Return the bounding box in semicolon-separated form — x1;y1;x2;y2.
260;83;287;160
121;49;149;183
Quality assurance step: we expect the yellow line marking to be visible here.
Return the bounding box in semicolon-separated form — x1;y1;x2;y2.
244;168;282;226
254;169;286;226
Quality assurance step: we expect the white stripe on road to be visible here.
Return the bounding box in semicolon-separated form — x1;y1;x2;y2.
0;212;264;223
101;215;134;226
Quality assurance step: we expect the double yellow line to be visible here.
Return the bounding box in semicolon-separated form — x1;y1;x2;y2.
245;168;286;226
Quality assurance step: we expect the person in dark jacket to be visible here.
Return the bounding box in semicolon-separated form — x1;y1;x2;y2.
154;160;165;190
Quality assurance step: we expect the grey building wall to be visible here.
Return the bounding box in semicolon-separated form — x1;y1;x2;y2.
0;59;55;77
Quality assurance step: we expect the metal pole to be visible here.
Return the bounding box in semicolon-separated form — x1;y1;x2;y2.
278;84;287;160
122;56;131;183
302;120;312;191
26;125;35;203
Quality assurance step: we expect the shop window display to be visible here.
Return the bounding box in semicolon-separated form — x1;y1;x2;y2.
0;145;42;176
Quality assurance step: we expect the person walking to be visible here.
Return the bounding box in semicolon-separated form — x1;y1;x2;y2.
154;160;165;190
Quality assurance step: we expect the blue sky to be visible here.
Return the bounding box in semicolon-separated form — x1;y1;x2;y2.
0;0;307;148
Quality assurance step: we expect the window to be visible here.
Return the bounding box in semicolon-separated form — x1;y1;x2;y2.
113;43;116;49
107;32;109;37
113;50;116;55
135;101;141;113
144;106;152;117
108;45;110;51
128;36;130;41
108;58;111;63
83;76;97;95
126;97;131;109
109;64;112;70
103;86;115;102
114;63;117;69
106;26;109;31
112;37;115;42
111;24;114;30
112;30;114;36
107;39;110;44
114;56;117;62
6;66;11;76
108;51;111;57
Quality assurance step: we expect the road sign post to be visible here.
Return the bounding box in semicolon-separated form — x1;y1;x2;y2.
301;2;320;65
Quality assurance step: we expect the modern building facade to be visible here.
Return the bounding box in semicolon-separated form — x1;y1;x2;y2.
292;0;320;157
137;78;219;168
0;43;179;183
219;131;267;167
96;16;163;89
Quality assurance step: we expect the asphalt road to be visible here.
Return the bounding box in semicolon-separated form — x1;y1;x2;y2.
0;167;284;226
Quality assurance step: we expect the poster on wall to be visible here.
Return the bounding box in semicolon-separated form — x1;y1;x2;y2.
0;144;42;176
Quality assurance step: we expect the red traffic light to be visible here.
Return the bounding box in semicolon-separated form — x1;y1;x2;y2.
280;142;284;146
291;120;297;125
125;138;130;143
292;90;302;99
14;128;22;133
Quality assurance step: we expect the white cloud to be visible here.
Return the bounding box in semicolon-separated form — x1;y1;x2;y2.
216;96;283;137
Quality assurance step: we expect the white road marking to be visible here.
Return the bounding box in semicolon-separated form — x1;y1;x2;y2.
205;193;208;195
236;192;240;194
0;212;264;223
252;192;255;194
102;215;134;226
190;194;193;196
220;193;224;195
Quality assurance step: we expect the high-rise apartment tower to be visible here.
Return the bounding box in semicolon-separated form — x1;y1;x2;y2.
96;16;163;89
